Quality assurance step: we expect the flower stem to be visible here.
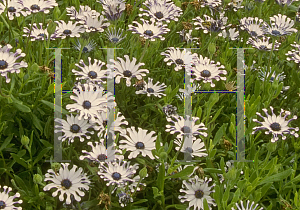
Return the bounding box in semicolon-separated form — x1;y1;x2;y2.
25;15;35;56
267;37;275;72
139;39;150;63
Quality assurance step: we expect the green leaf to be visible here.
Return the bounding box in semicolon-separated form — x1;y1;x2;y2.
13;174;29;192
258;168;293;185
11;95;31;113
157;162;165;191
152;187;160;198
166;166;194;179
11;153;27;168
0;134;13;152
203;168;222;174
33;147;51;166
131;199;148;205
40;100;68;115
213;123;227;146
39;139;53;148
203;198;210;210
232;188;240;204
44;117;53;139
31;113;43;134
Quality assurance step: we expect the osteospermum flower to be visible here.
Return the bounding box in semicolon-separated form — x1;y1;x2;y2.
135;77;167;98
163;104;178;118
97;0;126;21
262;14;297;36
259;67;286;82
98;160;139;188
177;29;200;45
179;176;217;210
174;138;208;158
0;186;22;210
138;0;183;24
239;17;265;37
252;106;299;142
285;42;300;64
119;127;157;159
22;0;58;15
107;55;149;86
54;114;94;144
43;163;90;205
128;19;170;41
23;23;55;41
0;44;28;83
66;5;100;22
221;28;240;41
226;0;244;11
79;141;122;163
176;83;201;101
192;55;227;88
73;39;97;53
161;47;198;71
66;82;111;121
275;0;299;6
0;0;27;20
166;115;208;140
247;36;280;51
82;14;110;33
232;200;263;210
54;20;85;39
72;57;108;84
105;27;127;44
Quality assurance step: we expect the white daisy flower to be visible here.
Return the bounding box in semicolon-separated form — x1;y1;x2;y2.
105;27;127;44
54;20;85;39
177;29;200;45
97;0;126;21
66;82;111;121
226;0;244;11
163;104;178;118
73;39;97;53
161;47;198;71
119;126;157;159
22;0;57;15
262;14;297;36
66;5;100;22
43;163;90;205
285;42;300;64
117;191;133;207
0;185;22;210
221;28;240;41
176;83;201;101
179;176;217;210
79;140;122;164
166;115;208;141
107;55;149;86
135;77;167;98
258;67;286;82
128;18;170;41
275;0;299;6
82;14;110;33
0;0;27;20
0;44;28;83
54;114;94;144
174;138;208;158
252;106;299;142
247;36;280;51
231;200;263;210
23;23;55;41
239;17;265;37
98;160;139;188
72;57;108;84
192;55;227;88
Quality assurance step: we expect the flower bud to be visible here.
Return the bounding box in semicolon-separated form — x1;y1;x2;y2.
21;135;29;146
33;174;43;184
39;192;45;199
139;167;148;179
160;152;168;161
47;20;57;36
51;162;61;172
208;42;216;56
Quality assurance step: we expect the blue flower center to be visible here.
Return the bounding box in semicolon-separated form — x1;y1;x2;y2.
38;33;45;37
259;45;267;50
186;147;193;153
200;70;211;78
98;154;107;161
61;179;72;189
123;70;132;77
175;59;184;65
70;124;80;133
82;100;92;109
0;200;5;209
270;122;281;131
147;88;154;93
154;12;163;19
82;46;88;52
0;60;8;70
102;120;108;127
63;30;72;35
250;31;257;37
112;172;121;180
195;190;204;199
8;7;16;12
144;30;153;36
88;71;97;79
112;37;119;43
271;30;281;36
30;4;40;11
181;126;191;134
136;142;145;149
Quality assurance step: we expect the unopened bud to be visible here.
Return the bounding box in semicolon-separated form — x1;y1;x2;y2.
21;135;29;146
33;174;43;184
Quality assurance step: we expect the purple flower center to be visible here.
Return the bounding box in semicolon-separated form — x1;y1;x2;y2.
270;122;281;131
195;190;204;199
271;30;281;36
181;126;191;134
186;147;193;153
82;100;92;109
98;154;107;161
112;172;121;180
30;4;40;11
63;30;72;35
154;12;164;19
250;31;257;37
123;70;132;77
200;70;211;78
38;33;45;37
0;200;5;209
70;124;80;133
147;88;154;93
0;60;8;70
136;142;145;149
8;7;16;12
175;59;184;65
112;37;119;43
144;30;154;36
61;179;72;189
88;71;97;79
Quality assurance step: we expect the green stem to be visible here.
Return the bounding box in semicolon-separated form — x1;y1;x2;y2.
0;76;9;98
267;37;275;73
25;15;35;56
139;39;150;63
